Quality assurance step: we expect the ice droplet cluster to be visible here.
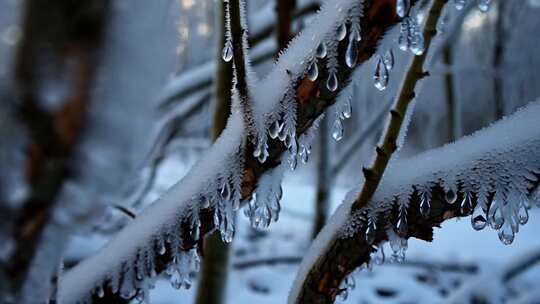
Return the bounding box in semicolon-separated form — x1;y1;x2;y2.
452;0;493;12
339;101;540;270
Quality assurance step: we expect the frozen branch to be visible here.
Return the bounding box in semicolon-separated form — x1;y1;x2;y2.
289;99;540;303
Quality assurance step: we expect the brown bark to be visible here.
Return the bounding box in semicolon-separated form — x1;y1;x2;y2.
276;0;297;52
6;0;109;298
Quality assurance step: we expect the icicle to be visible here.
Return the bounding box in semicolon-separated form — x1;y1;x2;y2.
201;195;211;209
460;192;473;214
396;0;410;18
299;144;310;164
373;56;389;91
351;26;361;42
383;49;394;70
96;286;104;298
345;34;358;68
332;118;344;141
372;245;385;265
316;42;327;59
498;221;515;245
488;198;504;230
190;213;201;240
518;201;529;225
307;60;319;81
326;72;338;92
341;99;352;119
396;204;408;236
157;237;166;255
409;18;425;56
220;182;231;202
288;137;298;171
471;205;487;231
478;0;491;12
419;191;431;217
388;229;406;263
365;218;376;244
398;18;410;51
253;137;269;163
269;120;283;139
444;189;457;204
454;0;467;10
222;40;233;62
337;23;347;41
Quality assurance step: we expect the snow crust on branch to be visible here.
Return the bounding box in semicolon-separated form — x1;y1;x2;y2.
60;110;245;303
289;101;540;302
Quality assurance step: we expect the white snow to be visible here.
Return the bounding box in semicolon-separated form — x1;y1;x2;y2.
59;110;245;303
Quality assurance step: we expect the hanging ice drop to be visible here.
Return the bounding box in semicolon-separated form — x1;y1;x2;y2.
471;205;487;230
498;222;515;245
307;60;319;81
419;193;431;217
332;118;343;141
345;35;358;68
444;189;457;204
337;23;347;41
518;202;529;225
396;0;410;18
222;40;233;62
326;72;338;92
342;99;352;119
316;42;327;59
454;0;466;10
478;0;491;12
373;56;389;91
269;120;282;139
383;49;394;70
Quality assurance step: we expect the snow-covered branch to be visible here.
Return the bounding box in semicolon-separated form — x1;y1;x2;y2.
289;101;540;303
59;0;421;302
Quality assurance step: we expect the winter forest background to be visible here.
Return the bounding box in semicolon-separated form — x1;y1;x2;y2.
1;0;540;303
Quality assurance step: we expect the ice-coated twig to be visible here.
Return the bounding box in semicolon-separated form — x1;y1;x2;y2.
289;99;540;303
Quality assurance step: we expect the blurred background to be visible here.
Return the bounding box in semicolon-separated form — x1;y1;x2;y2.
1;0;540;303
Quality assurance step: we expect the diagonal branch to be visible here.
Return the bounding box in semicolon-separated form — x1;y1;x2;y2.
289;98;540;303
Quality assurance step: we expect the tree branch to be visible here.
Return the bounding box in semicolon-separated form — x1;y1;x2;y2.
289;96;540;303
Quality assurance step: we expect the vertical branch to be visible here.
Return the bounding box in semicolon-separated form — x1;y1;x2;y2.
276;0;297;53
292;0;450;302
6;0;109;300
443;45;458;141
194;1;235;304
493;0;506;120
352;0;446;211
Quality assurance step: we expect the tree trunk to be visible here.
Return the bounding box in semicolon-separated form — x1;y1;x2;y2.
493;0;506;120
194;1;234;304
5;0;109;301
276;0;296;52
